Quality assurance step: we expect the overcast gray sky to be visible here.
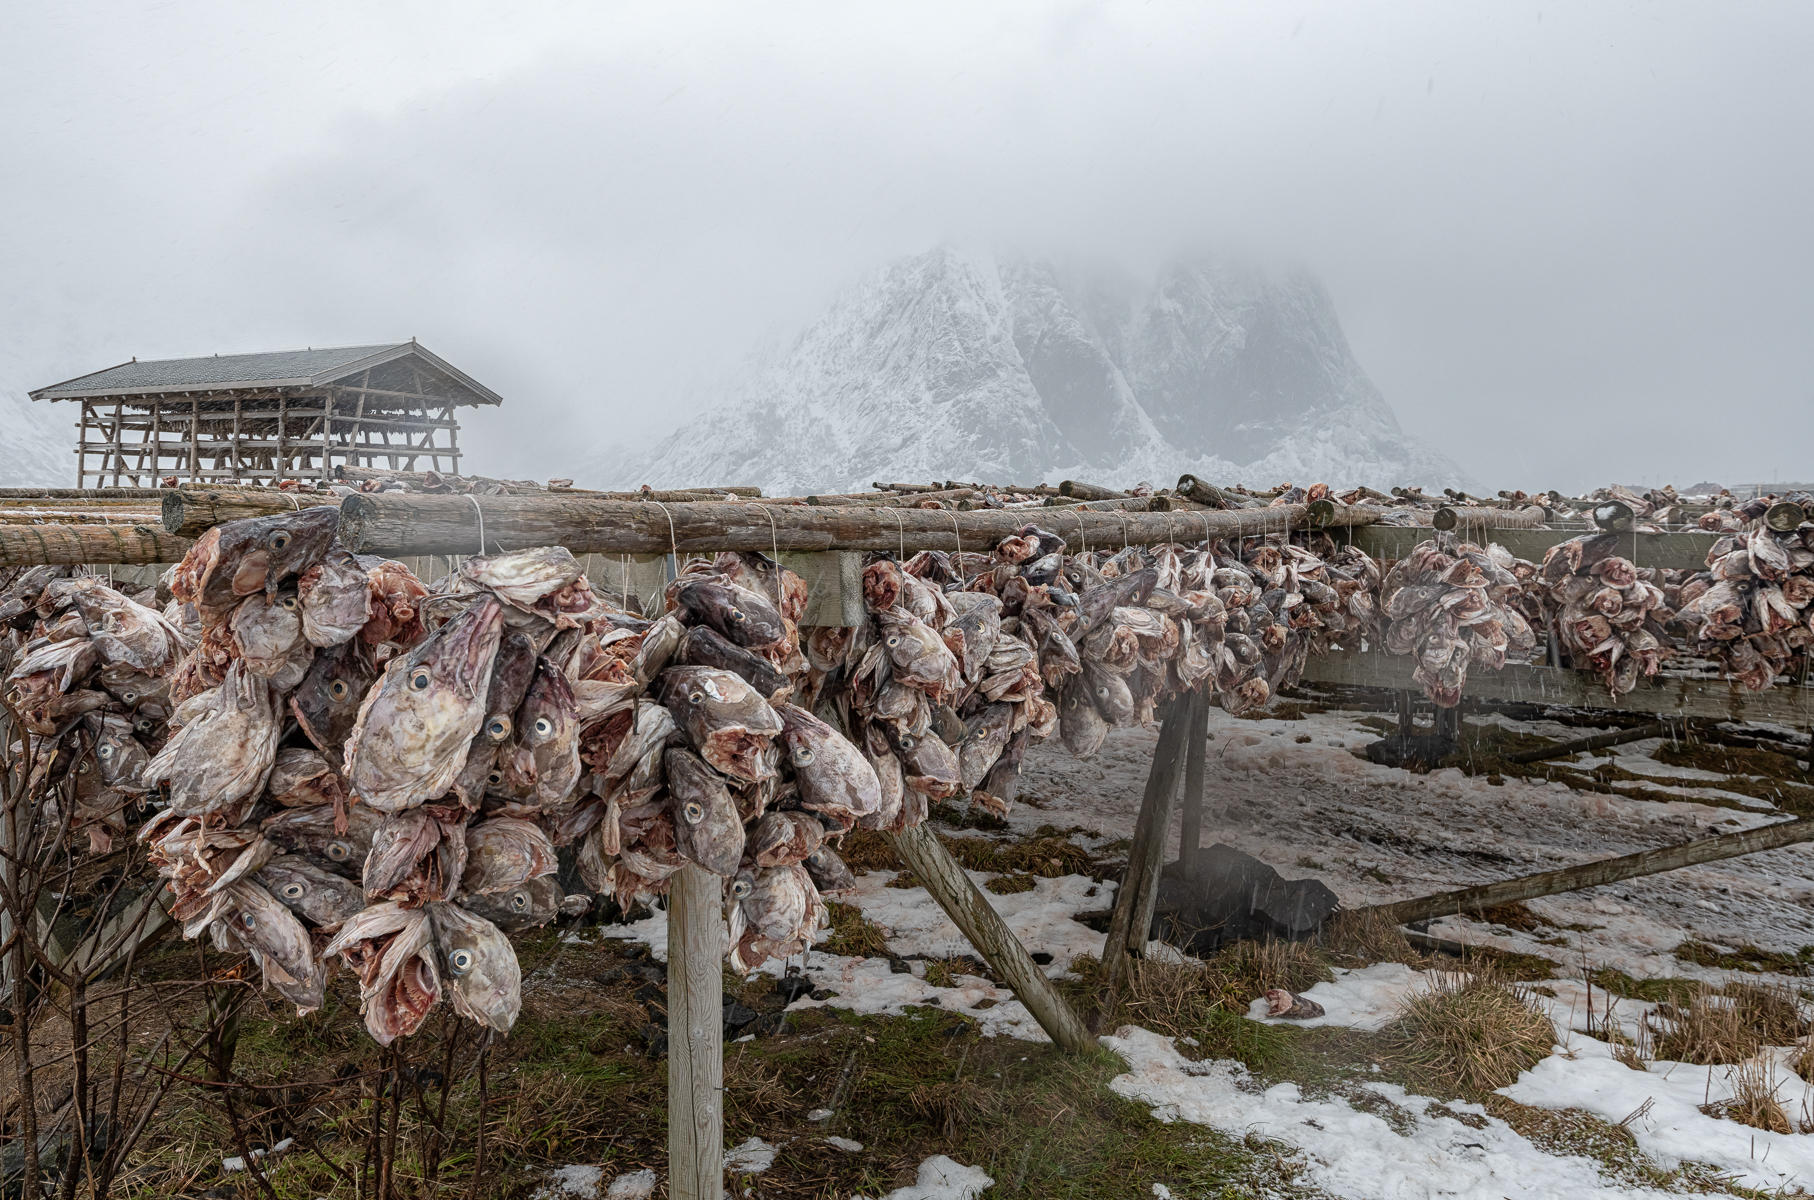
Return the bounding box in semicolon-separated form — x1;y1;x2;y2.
4;1;1809;490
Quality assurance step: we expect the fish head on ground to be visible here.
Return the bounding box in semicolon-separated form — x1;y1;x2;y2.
345;596;504;811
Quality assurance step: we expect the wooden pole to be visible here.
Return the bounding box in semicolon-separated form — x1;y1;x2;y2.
162;488;341;536
1176;689;1210;874
1500;719;1680;765
0;525;191;566
667;864;723;1200
337;495;1386;558
884;823;1095;1054
1366;817;1814;927
1098;701;1191;1003
1058;480;1127;501
1432;504;1550;532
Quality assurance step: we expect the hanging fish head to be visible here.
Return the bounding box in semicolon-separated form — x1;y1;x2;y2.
495;657;581;807
663;746;746;875
256;854;366;931
673;579;786;648
656;665;783;781
777;703;882;828
431;902;522;1034
345;597;504;811
323;902;442;1045
290;641;380;758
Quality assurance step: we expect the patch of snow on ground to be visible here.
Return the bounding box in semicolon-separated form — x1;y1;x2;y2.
1103;1025;1723;1200
605;1169;657;1199
840;868;1108;972
1016;706;1814;982
853;1154;994;1200
1244;963;1432;1031
725;1136;777;1173
533;1164;604;1199
771;949;1052;1041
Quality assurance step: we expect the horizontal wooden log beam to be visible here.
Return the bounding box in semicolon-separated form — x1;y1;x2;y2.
1432;504;1550;531
1344;524;1718;572
0;525;192;566
336;495;1386;558
1299;651;1814;724
1367;817;1814;927
0;488;173;500
162;488;343;536
1058;479;1127;501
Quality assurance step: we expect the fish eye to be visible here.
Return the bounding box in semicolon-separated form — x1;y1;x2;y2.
486;770;504;787
329;680;350;700
449;948;475;975
885;635;900;648
688;689;704;705
532;716;553;738
728;607;746;623
77;762;91;774
793;747;814;766
280;595;299;610
120;691;135;703
270;531;292;551
898;735;916;750
6;690;19;706
135;718;154;734
240;912;257;930
682;800;704;824
486;717;511;740
1096;686;1109;699
281;882;304;900
326;842;350;862
731;879;752;899
97;744;113;758
510;890;529;912
409;668;432;691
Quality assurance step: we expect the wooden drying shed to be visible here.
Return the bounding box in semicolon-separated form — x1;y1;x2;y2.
30;341;500;487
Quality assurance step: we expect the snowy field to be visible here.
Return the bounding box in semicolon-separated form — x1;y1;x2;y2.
550;700;1814;1199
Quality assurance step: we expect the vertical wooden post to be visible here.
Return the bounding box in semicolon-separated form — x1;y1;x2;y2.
231;395;243;482
75;400;89;487
187;397;200;483
321;391;335;481
276;393;288;482
149;400;162;485
884;822;1096;1054
1098;699;1190;1003
107;401;125;487
667;863;723;1200
1395;689;1414;738
1175;688;1210;876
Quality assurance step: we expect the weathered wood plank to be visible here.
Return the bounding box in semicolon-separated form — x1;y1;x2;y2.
1099;700;1191;1001
1343;525;1718;571
337;495;1385;557
884;823;1096;1054
1367;817;1814;927
161;487;342;535
1299;652;1814;724
667;864;724;1200
0;525;192;566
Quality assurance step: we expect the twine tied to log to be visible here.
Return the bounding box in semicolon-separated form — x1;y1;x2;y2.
464;495;487;555
887;508;907;559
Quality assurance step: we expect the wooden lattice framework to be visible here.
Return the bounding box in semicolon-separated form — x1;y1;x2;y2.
32;343;499;488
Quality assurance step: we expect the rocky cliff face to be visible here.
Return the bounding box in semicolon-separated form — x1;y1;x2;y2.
602;246;1461;493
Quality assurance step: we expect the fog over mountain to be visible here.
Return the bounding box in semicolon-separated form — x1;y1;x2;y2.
605;247;1460;494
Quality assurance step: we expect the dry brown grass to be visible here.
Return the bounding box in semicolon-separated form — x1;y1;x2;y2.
1386;970;1556;1095
1646;982;1807;1066
1702;1057;1792;1134
1320;908;1420;967
836;828;899;873
821;900;891;959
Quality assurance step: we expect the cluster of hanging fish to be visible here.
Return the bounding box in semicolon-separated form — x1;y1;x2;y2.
0;565;187;853
1672;523;1814;690
1376;535;1538;707
789;527;1382;826
1531;532;1675;696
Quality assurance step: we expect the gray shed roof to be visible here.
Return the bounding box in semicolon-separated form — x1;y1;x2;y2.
31;342;501;405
